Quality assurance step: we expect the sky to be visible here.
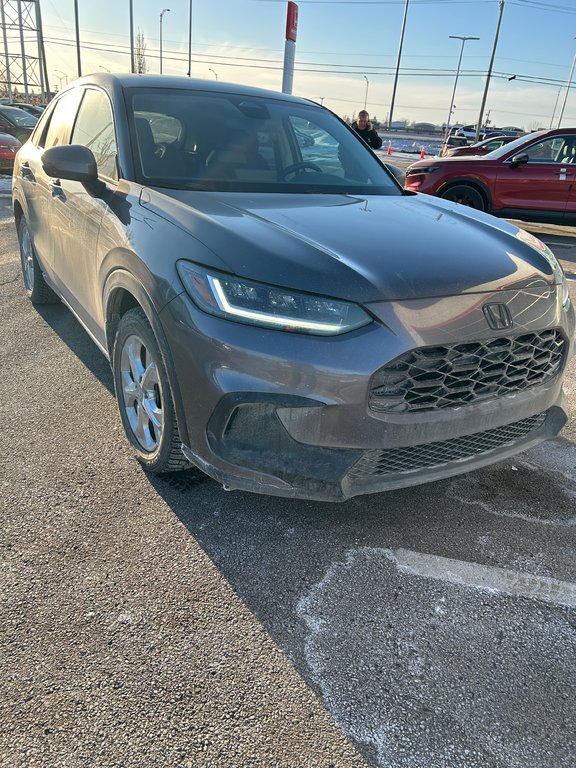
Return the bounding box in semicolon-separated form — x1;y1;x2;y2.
19;0;576;130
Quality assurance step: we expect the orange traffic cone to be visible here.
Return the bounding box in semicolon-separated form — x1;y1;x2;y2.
420;146;425;159
387;142;392;156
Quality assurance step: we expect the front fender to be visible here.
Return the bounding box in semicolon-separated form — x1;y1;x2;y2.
103;267;190;448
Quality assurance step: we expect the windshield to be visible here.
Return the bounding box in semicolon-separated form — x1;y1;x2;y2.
126;88;399;194
483;130;544;159
0;106;38;127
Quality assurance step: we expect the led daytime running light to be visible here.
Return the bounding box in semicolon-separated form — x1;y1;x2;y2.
209;276;346;333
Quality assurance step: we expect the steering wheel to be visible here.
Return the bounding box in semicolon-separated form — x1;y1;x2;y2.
281;161;322;179
154;142;168;158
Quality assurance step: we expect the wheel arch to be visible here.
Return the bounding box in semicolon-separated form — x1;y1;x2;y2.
103;269;190;448
436;177;493;211
13;199;23;227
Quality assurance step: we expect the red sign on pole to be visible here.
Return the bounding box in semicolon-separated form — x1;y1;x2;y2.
286;2;298;42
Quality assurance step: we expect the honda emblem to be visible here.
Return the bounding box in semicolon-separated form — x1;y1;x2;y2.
483;303;513;330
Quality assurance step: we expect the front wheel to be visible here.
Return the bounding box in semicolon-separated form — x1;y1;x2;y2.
440;184;486;211
18;217;59;304
112;307;189;473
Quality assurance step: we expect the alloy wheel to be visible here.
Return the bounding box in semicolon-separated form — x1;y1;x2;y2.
120;334;164;452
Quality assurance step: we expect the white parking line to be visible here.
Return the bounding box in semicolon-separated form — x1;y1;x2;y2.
392;547;576;608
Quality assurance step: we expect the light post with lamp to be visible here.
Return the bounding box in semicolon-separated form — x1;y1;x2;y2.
363;75;369;111
159;8;170;75
53;70;67;91
209;68;218;80
445;35;479;140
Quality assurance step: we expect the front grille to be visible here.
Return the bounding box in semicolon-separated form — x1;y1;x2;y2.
369;330;565;414
348;412;547;479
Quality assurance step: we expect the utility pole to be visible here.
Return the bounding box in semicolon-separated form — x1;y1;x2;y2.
187;0;192;76
474;0;504;143
387;0;409;129
129;0;134;73
74;0;81;77
558;39;576;128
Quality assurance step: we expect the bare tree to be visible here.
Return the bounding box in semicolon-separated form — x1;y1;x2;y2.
135;30;148;74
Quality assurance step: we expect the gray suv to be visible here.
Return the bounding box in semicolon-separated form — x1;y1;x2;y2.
13;74;574;501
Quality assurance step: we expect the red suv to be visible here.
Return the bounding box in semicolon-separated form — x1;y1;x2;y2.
405;128;576;224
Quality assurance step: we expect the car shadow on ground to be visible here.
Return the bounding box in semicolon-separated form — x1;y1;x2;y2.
142;453;576;768
36;303;115;395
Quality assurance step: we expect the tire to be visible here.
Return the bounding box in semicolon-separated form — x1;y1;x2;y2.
112;307;189;474
18;217;59;304
440;184;486;211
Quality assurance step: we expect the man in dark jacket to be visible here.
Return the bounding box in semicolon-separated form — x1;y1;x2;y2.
351;110;383;150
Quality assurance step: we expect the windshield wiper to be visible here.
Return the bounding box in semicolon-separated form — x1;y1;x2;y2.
301;188;352;195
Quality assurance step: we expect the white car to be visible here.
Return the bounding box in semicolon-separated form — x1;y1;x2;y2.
453;124;480;140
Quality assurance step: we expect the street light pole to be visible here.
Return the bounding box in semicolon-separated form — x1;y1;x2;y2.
209;68;218;80
558;39;576;128
159;8;170;75
550;86;563;129
445;35;479;139
53;70;67;90
363;75;369;111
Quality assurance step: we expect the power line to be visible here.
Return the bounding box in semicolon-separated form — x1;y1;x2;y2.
36;34;576;90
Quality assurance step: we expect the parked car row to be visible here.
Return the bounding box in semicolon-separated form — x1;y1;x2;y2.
0;132;21;173
405;128;576;224
440;134;518;157
12;74;574;501
449;124;524;141
0;104;38;145
0;104;41;173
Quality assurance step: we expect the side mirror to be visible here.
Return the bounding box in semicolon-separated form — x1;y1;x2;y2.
41;144;105;196
509;153;529;168
383;162;405;185
42;144;98;182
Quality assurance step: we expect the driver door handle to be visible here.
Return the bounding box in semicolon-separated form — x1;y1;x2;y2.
49;179;65;198
20;161;35;181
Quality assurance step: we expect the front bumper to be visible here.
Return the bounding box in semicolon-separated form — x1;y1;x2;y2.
161;284;574;502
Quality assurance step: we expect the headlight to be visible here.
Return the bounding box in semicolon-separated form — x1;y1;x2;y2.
176;262;372;335
515;227;568;295
406;164;440;176
561;272;571;309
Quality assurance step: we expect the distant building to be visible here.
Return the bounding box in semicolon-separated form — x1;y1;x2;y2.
412;122;439;133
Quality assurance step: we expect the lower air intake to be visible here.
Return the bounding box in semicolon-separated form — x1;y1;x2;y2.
348;411;547;478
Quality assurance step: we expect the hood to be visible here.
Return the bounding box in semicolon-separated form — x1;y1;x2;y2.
140;188;558;303
409;155;492;169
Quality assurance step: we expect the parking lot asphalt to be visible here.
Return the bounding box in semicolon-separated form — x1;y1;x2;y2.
0;197;575;768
